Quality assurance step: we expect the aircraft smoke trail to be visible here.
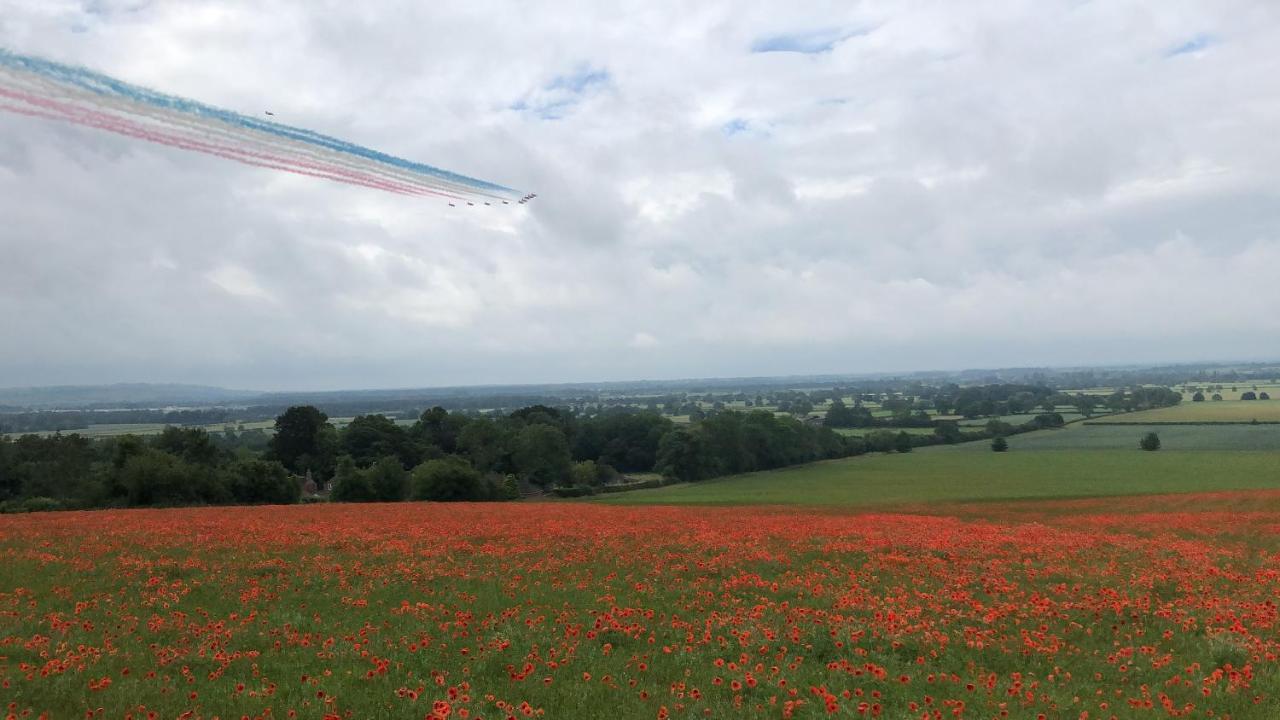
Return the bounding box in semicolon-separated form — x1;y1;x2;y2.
0;48;533;206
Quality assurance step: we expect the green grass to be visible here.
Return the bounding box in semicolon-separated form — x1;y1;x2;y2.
954;422;1280;451
830;426;938;436
1099;400;1280;423
596;446;1280;507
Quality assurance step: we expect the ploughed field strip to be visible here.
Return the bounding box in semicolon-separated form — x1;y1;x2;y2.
2;499;1279;719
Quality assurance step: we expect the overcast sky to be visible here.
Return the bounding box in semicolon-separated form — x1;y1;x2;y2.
1;1;1278;391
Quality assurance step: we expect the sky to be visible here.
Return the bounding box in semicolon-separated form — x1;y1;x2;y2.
1;1;1279;391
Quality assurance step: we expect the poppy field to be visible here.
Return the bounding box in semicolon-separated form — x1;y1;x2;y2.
3;494;1280;719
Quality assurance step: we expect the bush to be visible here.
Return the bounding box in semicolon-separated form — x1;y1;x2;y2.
0;496;65;513
1241;391;1258;401
330;456;376;502
1192;391;1205;402
227;459;300;505
1261;392;1272;400
1139;432;1161;451
411;456;485;501
551;485;597;497
991;437;1009;452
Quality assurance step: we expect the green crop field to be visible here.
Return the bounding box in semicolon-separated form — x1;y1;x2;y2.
596;446;1280;507
1179;384;1280;402
952;423;1280;451
1098;400;1280;423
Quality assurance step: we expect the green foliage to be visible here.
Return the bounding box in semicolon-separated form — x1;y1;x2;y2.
120;448;229;506
514;423;572;487
893;431;914;453
570;460;599;487
1192;391;1206;402
411;456;485;501
366;456;408;502
269;406;336;478
329;455;376;502
1140;432;1162;451
227;459;300;505
991;436;1009;452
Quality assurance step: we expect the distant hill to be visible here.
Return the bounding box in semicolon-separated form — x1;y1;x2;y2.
0;383;263;410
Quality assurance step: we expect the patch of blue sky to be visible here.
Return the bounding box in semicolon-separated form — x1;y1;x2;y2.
750;27;868;54
1166;33;1214;57
511;65;610;120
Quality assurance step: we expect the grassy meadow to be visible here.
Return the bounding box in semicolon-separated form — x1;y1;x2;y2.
596;443;1280;507
1098;400;1280;423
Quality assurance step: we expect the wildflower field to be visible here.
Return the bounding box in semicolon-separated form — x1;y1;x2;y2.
3;494;1280;719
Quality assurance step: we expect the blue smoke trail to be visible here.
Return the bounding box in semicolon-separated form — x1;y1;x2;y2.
0;48;521;198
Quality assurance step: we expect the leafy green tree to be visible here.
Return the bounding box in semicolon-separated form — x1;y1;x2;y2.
655;427;711;482
329;455;375;502
457;418;508;473
411;456;484;501
341;414;409;468
227;459;299;504
513;424;571;488
1192;391;1205;402
570;460;599;487
991;436;1009;452
1241;391;1258;401
893;431;914;453
1261;392;1272;400
154;427;223;466
367;456;407;502
120;449;228;506
1139;432;1161;451
269;406;335;476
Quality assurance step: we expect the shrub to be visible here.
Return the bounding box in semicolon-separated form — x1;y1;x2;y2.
991;437;1009;452
1192;391;1205;402
1139;432;1161;451
1212;394;1223;401
1261;392;1272;400
411;456;484;501
551;485;597;498
1242;391;1258;401
893;431;914;453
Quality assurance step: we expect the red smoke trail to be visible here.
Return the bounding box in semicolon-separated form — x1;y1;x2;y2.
0;85;463;200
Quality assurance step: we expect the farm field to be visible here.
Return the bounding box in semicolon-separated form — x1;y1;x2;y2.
3;498;1280;719
596;448;1280;507
1095;401;1280;424
955;423;1280;452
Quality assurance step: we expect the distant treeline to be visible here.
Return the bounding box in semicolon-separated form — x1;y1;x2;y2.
0;383;1184;512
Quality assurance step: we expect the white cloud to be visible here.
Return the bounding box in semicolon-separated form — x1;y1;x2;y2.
2;0;1279;389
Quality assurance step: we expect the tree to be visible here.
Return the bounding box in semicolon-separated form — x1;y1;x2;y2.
893;431;913;453
120;449;227;506
1241;391;1258;401
655;427;711;482
1192;391;1205;402
366;456;407;502
1139;432;1161;451
411;456;484;501
227;459;300;505
569;460;600;488
269;406;335;477
1212;393;1223;401
1261;392;1272;400
329;456;375;502
991;436;1009;452
512;424;571;488
341;414;409;468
